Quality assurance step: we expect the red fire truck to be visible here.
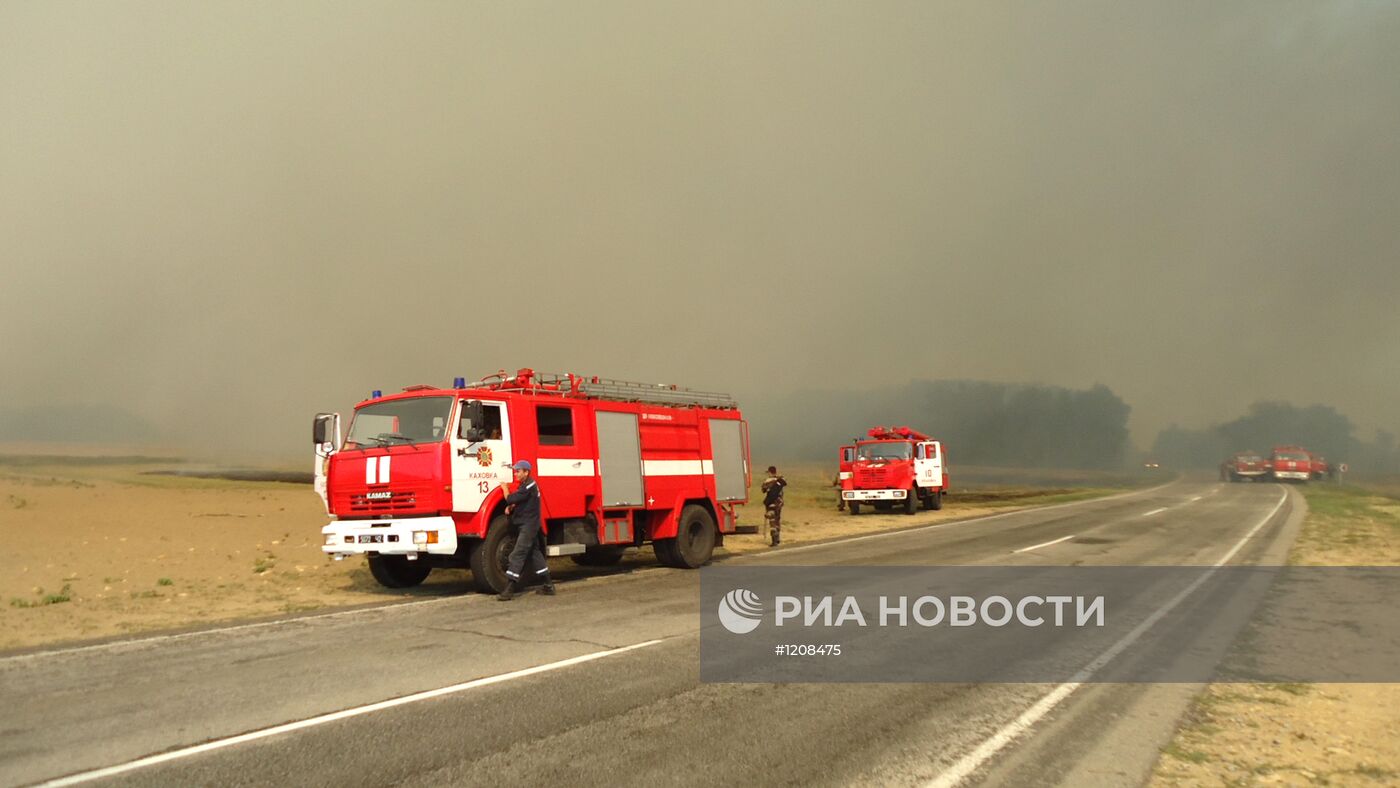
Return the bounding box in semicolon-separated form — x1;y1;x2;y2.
1269;445;1312;483
1308;452;1330;481
841;426;948;515
313;369;751;593
1219;450;1270;482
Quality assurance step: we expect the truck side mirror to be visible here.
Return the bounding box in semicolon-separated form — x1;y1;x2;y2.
459;400;486;442
313;413;332;445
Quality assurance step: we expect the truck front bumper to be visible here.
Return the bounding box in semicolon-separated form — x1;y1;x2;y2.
1273;471;1309;481
321;516;459;558
843;489;907;501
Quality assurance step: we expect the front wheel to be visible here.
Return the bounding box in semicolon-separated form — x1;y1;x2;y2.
367;554;432;589
903;489;917;515
469;514;516;593
848;501;861;515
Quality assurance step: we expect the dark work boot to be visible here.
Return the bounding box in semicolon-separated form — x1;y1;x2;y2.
536;578;556;596
496;580;520;601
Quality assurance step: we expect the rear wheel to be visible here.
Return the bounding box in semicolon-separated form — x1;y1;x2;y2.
469;514;516;593
571;546;626;566
367;554;432;589
657;505;717;568
930;490;943;510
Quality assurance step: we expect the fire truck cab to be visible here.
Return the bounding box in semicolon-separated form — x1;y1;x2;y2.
1270;445;1312;483
313;369;750;593
841;426;948;515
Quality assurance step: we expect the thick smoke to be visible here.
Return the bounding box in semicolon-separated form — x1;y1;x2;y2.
2;2;1397;463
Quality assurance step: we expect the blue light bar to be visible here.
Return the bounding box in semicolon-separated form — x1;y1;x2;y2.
453;377;466;389
371;390;382;399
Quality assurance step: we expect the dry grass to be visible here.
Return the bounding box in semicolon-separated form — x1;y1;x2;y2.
1150;483;1400;787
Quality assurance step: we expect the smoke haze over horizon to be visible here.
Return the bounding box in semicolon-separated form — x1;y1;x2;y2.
3;2;1398;463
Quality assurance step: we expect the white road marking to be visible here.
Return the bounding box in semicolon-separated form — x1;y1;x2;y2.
35;639;665;787
1012;535;1075;554
0;594;467;664
924;487;1290;788
1142;507;1168;517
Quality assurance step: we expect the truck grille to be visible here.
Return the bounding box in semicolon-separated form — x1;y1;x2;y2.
855;468;892;488
349;491;418;513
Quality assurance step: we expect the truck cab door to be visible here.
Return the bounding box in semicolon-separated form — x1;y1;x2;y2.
915;441;943;488
838;446;854;483
451;400;513;513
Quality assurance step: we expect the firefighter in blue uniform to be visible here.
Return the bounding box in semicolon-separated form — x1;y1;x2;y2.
496;460;556;600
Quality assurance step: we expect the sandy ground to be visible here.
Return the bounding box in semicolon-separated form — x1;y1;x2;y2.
1149;483;1400;786
0;457;1125;652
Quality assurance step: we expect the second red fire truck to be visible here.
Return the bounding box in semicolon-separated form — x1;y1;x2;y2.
841;426;949;515
312;369;751;593
1269;445;1313;482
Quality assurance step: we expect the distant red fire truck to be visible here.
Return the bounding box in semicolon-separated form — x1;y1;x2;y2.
313;369;751;593
1219;450;1270;482
1270;445;1312;483
841;426;948;515
1308;452;1330;481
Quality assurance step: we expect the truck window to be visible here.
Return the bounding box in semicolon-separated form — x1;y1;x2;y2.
459;402;504;441
537;406;574;446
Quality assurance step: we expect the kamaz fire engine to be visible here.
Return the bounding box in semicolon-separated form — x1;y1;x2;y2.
841;426;948;515
1269;445;1312;483
313;369;751;593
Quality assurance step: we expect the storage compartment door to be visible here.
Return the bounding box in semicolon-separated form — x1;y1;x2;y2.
596;411;644;507
709;419;747;502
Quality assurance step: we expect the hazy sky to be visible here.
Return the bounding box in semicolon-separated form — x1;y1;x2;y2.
3;1;1397;461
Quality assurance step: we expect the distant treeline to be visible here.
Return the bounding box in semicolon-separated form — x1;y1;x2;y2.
747;380;1131;469
0;404;163;444
1151;401;1400;472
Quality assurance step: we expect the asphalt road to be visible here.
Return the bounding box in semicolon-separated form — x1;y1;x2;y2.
1;479;1304;788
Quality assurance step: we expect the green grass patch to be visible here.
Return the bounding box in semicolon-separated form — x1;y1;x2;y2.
1346;764;1397;780
10;583;73;607
157;577;174;586
1291;484;1400;563
1162;743;1211;764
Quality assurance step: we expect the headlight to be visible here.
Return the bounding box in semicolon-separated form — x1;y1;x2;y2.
323;533;337;545
412;531;438;545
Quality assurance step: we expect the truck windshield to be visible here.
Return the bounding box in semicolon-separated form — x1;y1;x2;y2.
1275;452;1309;461
345;396;453;449
856;442;913;461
